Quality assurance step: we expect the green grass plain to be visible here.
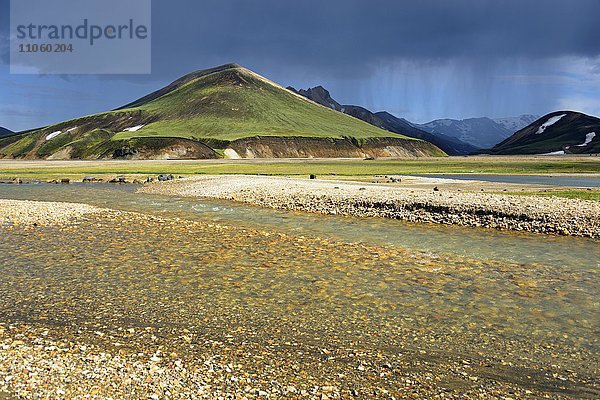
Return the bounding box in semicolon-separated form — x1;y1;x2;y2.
1;156;599;180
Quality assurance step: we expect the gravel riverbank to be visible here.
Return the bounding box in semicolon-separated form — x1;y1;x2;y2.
0;199;108;227
140;175;600;238
1;210;598;399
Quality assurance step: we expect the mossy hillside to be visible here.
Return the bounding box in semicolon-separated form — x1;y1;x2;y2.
112;67;407;141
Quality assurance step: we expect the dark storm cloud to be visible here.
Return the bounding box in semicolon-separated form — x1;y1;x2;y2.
2;0;598;78
148;0;600;78
1;0;599;129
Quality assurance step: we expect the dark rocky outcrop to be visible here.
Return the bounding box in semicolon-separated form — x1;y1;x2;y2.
109;176;126;183
158;174;174;181
290;86;343;111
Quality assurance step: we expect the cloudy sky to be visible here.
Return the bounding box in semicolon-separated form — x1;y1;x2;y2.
1;0;599;131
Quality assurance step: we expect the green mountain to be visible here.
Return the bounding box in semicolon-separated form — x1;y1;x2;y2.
0;64;444;159
488;111;600;155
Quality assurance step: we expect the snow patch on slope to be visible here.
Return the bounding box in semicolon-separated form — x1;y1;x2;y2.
46;126;78;141
575;132;596;147
45;131;63;141
536;114;566;134
123;125;145;132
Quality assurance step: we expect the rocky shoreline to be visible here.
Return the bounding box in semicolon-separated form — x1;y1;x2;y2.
141;175;600;238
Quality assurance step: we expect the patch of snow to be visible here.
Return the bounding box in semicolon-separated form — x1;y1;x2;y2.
46;126;78;141
575;132;596;147
536;114;566;134
541;150;566;155
123;125;144;132
45;131;62;141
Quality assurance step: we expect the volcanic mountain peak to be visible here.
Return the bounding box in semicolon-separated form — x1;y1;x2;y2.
0;64;444;160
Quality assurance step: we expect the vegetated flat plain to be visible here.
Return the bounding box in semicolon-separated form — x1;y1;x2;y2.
0;155;599;181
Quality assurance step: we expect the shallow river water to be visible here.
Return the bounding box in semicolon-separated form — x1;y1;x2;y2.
415;174;600;188
0;183;598;398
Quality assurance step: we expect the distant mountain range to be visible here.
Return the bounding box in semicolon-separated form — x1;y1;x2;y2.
488;111;599;155
288;86;478;155
288;85;542;153
0;64;443;160
413;115;539;149
0;127;13;137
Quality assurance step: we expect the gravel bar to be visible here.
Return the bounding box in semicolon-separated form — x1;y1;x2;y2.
0;199;108;227
141;175;600;238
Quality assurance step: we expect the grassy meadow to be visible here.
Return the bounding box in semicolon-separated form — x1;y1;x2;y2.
1;156;599;181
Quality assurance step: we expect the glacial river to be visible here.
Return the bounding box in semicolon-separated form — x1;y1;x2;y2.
0;183;598;398
414;173;600;187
